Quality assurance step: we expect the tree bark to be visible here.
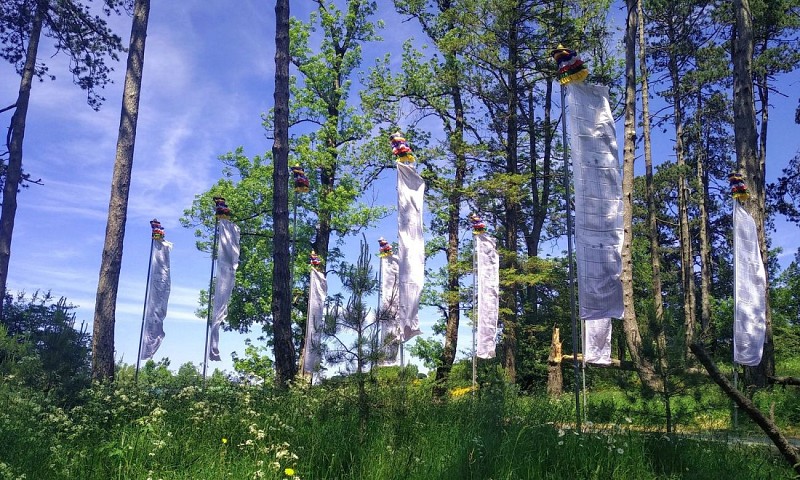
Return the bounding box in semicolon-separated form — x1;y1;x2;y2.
732;0;773;386
691;343;800;476
434;58;466;395
623;0;662;392
667;26;697;358
547;326;563;397
0;0;46;318
92;0;150;381
272;0;296;387
500;6;520;384
695;92;713;337
638;0;669;378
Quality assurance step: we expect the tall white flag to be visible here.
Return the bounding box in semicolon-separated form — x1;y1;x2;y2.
583;318;612;365
209;218;240;361
140;238;172;360
475;233;499;359
397;162;424;341
733;202;767;366
564;81;625;321
303;268;328;374
379;252;402;366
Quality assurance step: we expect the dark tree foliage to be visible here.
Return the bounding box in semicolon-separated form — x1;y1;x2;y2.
0;291;91;405
0;0;129;109
769;153;800;226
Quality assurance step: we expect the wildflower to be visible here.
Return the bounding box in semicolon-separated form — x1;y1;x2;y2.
284;467;295;476
617;448;624;454
222;437;228;445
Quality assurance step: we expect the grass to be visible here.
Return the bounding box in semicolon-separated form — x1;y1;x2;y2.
0;369;796;480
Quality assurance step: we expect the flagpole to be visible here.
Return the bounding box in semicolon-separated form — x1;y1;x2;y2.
135;235;156;383
202;218;220;384
561;80;582;432
732;195;739;429
472;235;477;392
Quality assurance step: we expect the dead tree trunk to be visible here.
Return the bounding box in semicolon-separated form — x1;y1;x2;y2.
690;343;800;476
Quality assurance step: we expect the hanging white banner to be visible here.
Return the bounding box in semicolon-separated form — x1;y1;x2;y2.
140;239;172;360
733;202;767;366
564;81;625;321
303;268;328;374
397;162;424;341
475;233;499;359
379;253;402;366
583;318;612;365
209;218;240;361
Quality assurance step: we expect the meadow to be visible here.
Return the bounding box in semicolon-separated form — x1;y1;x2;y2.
1;362;797;480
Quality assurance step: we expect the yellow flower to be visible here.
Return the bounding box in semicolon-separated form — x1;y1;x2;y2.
284;467;295;476
221;437;228;445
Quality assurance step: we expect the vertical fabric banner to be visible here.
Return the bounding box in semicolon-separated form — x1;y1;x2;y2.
209;218;240;361
379;253;401;366
564;81;625;321
140;239;172;359
733;202;767;366
583;318;612;365
303;268;328;374
475;233;499;359
396;162;425;341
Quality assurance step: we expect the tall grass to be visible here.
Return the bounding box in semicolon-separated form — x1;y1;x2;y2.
0;372;794;479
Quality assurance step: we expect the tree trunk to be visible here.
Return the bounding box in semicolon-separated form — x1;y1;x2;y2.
695;92;713;337
272;0;296;387
92;0;150;381
434;66;466;395
0;0;46;318
638;0;668;377
668;34;697;359
500;9;520;384
547;326;563;397
691;343;800;476
732;0;773;386
623;0;662;392
523;85;553;324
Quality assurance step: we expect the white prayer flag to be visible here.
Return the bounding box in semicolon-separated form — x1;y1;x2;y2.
564;81;625;320
733;202;767;366
583;318;612;365
303;268;328;374
209;218;240;361
397;162;425;341
379;253;401;366
139;239;172;360
475;233;499;359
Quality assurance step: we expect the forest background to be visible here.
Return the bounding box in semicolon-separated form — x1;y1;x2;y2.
1;0;799;388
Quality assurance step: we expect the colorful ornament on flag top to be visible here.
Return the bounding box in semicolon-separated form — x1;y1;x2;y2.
378;237;394;257
551;45;588;85
470;213;487;235
150;219;165;240
213;196;231;219
729;172;749;201
291;164;310;193
390;131;416;163
309;250;322;269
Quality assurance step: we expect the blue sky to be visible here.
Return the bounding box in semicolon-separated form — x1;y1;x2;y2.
1;1;798;376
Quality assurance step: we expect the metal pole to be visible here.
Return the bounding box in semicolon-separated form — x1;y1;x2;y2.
135;237;156;383
732;196;739;429
581;319;588;424
472;238;477;393
561;82;582;432
202;219;220;384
